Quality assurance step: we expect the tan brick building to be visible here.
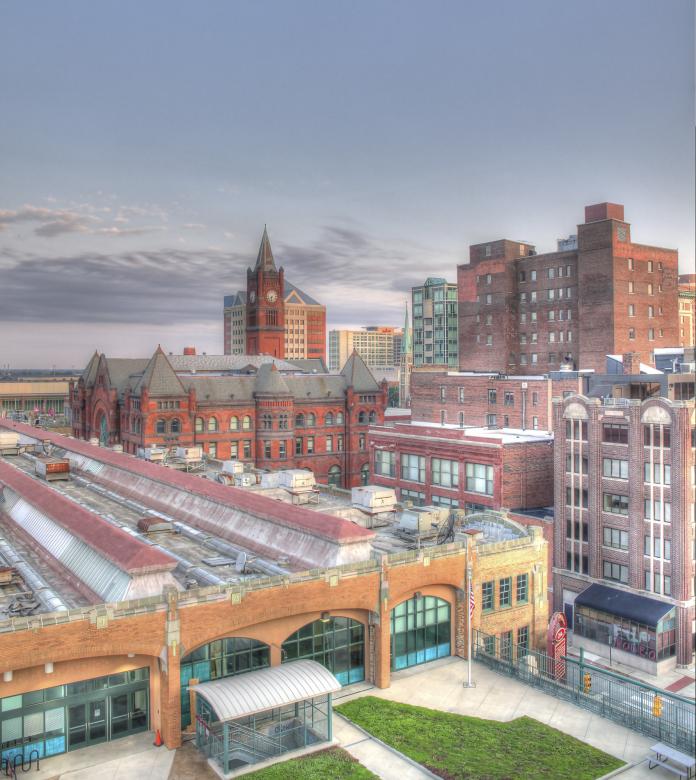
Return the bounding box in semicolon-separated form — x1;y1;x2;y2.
458;203;679;374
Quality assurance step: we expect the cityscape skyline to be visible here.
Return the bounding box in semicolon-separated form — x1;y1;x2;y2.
1;0;694;366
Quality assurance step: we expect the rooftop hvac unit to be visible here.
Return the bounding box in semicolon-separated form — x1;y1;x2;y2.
221;460;245;475
34;457;70;482
142;447;165;462
396;506;449;536
235;473;255;487
111;444;123;453
278;469;316;491
351;486;397;512
88;437;100;446
175;446;202;462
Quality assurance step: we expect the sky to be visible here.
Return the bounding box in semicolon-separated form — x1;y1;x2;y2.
1;0;694;368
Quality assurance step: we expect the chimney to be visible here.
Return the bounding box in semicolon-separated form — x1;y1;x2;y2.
622;352;640;375
183;346;196;356
584;203;625;223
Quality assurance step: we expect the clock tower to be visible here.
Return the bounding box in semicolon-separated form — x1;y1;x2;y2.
246;226;286;357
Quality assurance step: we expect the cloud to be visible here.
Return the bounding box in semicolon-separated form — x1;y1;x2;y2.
182;223;206;230
0;205;97;236
94;225;166;237
0;223;455;337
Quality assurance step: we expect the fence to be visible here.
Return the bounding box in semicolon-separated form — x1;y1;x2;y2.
473;629;695;754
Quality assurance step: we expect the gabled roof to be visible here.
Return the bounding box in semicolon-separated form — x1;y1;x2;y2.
254;363;291;396
288;358;328;374
81;350;100;385
255;225;276;270
340;351;380;392
224;291;247;308
284;281;322;307
135;347;187;397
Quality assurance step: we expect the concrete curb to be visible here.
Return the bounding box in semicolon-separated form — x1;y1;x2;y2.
595;760;640;780
334;713;440;780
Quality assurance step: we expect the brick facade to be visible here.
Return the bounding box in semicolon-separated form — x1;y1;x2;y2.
552;394;695;667
458;203;679;374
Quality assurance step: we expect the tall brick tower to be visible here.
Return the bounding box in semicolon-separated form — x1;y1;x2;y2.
246;226;285;357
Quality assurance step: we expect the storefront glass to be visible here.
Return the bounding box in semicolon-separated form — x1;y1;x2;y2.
390;595;451;670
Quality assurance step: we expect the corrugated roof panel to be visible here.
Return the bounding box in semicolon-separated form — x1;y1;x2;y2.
192;660;341;721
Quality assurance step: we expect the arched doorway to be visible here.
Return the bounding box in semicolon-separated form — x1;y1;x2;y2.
180;637;270;728
282;617;364;685
390;595;451;670
98;413;108;446
327;465;342;487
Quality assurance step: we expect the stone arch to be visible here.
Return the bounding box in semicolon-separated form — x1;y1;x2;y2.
562;400;589;420
641;402;673;426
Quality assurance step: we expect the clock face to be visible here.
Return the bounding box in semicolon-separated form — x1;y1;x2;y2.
266;289;278;303
249;291;256;303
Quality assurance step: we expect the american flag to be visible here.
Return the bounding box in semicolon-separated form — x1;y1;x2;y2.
469;581;475;618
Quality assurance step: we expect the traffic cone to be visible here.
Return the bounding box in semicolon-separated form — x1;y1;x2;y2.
153;729;163;747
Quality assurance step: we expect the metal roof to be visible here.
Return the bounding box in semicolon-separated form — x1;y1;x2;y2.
575;583;674;626
192;661;341;721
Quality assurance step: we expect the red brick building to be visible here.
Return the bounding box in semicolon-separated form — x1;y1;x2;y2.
553;393;695;670
70;348;387;488
458;203;679;374
369;420;554;512
409;369;583;431
678;273;695;348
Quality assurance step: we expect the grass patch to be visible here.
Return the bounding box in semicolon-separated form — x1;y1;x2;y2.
240;746;377;779
336;696;624;780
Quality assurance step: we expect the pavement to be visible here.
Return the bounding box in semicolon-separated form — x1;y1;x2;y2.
333;657;693;779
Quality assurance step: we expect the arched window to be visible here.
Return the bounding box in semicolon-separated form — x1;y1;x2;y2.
229;416;239;431
325;412;334;426
180;637;270;728
171;418;181;434
208;417;218;432
336;412;344;425
360;463;370;486
155;419;166;435
295;413;305;428
328;465;342;487
242;415;252;431
278;413;288;430
358;411;368;424
390;595;451;670
306;412;316;426
369;410;376;424
282;617;364;686
195;417;204;433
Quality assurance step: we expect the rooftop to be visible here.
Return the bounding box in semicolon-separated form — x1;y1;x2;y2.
377;420;554;443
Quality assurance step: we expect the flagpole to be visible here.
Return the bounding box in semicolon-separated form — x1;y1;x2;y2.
465;562;475;688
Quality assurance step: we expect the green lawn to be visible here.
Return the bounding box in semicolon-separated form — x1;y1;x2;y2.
240;746;377;779
336;696;624;780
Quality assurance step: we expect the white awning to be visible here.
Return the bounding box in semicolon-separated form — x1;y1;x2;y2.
191;660;341;721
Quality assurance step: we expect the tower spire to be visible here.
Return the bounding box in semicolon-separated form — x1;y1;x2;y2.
255;225;276;270
402;300;412;354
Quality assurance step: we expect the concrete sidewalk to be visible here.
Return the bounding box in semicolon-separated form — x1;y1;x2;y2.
337;657;684;778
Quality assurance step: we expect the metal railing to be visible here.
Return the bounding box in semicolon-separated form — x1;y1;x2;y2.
473;629;695;754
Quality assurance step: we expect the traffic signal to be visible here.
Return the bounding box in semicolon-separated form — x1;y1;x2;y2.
652;695;663;718
583;672;592;694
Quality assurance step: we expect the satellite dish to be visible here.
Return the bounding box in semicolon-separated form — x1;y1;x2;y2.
235;552;247;574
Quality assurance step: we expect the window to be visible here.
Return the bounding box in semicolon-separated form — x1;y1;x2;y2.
486;334;493;346
401;453;425;483
485;294;492;305
242;415;252;431
628;280;634;294
530;291;537;302
458;387;465;403
531;391;539;406
261;413;272;430
547;288;555;300
504;392;514;406
485;273;492;285
195;416;204;433
488;389;497;404
466;463;493;495
263;441;272;459
517;626;529;653
486;413;497;427
325;412;334;426
516;574;528;604
482;581;494;612
532;416;539;429
229;416;239;431
243;440;251;458
603;561;628;584
647;283;654;296
432;458;458;488
628;304;635;316
336;411;344;425
547;267;556;279
531;353;538;365
644;499;671;523
627;257;634;270
295;437;303;455
603;527;628;550
628;327;635;340
439;386;446;402
375;450;396;477
648;305;654;318
306;436;315;454
208;442;217;458
519;271;526;282
170;418;181;434
566;453;588;473
530;270;537;282
306;413;316;426
603;493;628;515
603;423;628;444
565;486;589;508
565;419;587;440
566;518;589;542
644;536;671;560
358;411;367;424
279;441;287;459
208;417;218;432
230;441;238;458
644;462;671;485
337;434;344;451
603;458;629;479
156;419;166;434
400;487;426;505
499;577;511;608
325;435;333;453
648;328;655;341
644;425;671;449
278;413;288;430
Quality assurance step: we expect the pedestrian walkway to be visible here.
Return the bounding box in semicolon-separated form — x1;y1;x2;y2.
334;714;433;780
337;657;688;778
26;732;175;780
